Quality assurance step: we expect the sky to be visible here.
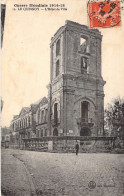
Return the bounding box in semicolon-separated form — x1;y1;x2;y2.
1;0;124;127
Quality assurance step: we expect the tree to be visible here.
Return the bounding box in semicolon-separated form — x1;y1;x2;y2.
104;97;124;139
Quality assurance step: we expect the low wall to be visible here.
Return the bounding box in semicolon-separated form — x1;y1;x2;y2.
21;136;119;153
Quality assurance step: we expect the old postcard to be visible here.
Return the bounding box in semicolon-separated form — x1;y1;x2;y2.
1;0;124;195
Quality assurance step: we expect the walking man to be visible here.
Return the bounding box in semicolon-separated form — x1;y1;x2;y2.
75;141;79;155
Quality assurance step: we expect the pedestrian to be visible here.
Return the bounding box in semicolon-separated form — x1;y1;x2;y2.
75;141;79;155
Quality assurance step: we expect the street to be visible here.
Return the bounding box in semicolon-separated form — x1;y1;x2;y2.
1;149;124;196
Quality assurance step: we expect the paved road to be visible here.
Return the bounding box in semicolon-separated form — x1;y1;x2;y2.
1;149;124;196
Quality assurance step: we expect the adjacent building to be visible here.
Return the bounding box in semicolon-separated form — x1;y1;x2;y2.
10;105;36;147
1;127;10;147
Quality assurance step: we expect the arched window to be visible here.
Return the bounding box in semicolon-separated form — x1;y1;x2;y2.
54;103;58;124
81;101;89;122
56;60;60;77
56;39;60;56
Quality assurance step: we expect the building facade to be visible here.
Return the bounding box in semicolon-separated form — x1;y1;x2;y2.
10;21;106;148
48;20;105;138
10;105;37;147
10;97;49;146
35;97;48;137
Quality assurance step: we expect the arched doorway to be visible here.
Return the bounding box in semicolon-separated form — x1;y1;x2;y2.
53;128;58;136
80;127;91;136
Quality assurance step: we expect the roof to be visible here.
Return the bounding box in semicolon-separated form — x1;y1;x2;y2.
23;107;30;112
33;97;48;106
19;107;31;116
31;97;48;112
11;97;48;122
33;98;43;105
13;115;19;119
40;97;48;106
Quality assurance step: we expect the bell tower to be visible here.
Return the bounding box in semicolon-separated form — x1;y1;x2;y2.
48;20;106;137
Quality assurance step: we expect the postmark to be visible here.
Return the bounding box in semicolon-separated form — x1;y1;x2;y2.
88;0;121;28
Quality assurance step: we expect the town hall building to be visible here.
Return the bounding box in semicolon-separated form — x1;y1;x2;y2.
10;20;106;150
47;20;105;138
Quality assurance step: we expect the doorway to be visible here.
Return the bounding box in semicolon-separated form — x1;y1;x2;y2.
53;128;58;136
80;127;91;136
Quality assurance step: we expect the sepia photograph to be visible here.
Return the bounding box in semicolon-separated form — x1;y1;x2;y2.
1;0;124;195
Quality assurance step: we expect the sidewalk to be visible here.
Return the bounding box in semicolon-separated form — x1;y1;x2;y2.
1;149;35;196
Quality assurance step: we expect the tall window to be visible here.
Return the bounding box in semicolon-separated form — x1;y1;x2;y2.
80;37;90;53
45;109;48;122
40;110;42;122
24;119;25;128
25;119;27;127
28;132;30;139
41;129;43;137
37;130;39;137
28;117;30;126
56;60;60;77
53;128;58;136
81;101;89;122
38;109;40;123
22;120;24;128
80;37;86;45
41;110;44;122
44;129;47;136
80;37;87;53
56;39;60;56
81;57;88;73
54;103;58;124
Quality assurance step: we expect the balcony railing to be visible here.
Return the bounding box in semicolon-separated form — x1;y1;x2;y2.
15;125;31;131
77;118;94;127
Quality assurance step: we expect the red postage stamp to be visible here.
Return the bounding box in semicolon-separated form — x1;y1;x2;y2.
88;0;121;28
